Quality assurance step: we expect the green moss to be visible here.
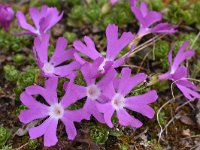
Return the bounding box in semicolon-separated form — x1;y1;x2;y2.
153;80;169;93
111;2;134;27
15;105;27;115
3;65;20;82
1;146;12;150
17;67;39;88
191;61;200;78
67;100;85;110
154;107;167;126
28;139;39;150
68;1;133;30
63;32;77;43
0;29;31;53
154;40;170;70
164;1;200;28
147;0;163;11
74;71;87;86
43;0;60;8
90;124;109;145
119;144;129;150
13;54;26;64
85;4;101;24
154;41;169;59
147;139;163;150
109;128;123;137
14;67;39;100
0;126;11;147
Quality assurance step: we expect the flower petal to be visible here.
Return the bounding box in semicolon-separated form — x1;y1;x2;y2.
96;102;115;128
29;7;40;30
83;99;105;123
50;37;75;66
34;34;50;64
73;36;101;60
54;61;80;77
25;77;59;105
106;24;134;60
61;84;86;108
118;68;146;96
16;11;37;35
172;41;195;72
81;57;104;85
176;84;200;100
29;118;58;147
117;109;143;128
20;92;48;108
97;67;116;90
125;90;158;119
19;108;49;124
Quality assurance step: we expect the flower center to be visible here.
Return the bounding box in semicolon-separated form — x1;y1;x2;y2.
87;84;101;100
49;103;64;119
111;93;125;110
42;62;54;74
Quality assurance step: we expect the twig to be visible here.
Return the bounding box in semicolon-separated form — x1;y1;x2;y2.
190;31;200;49
122;64;146;71
15;142;28;150
157;95;182;142
129;34;165;57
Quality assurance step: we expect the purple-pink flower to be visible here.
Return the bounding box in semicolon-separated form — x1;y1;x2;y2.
96;68;158;128
0;4;14;29
73;24;134;71
16;5;63;36
159;41;200;100
64;58;116;123
130;0;177;38
110;0;118;5
19;76;89;147
33;34;80;77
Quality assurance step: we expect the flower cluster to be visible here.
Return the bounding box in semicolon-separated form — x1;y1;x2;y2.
159;41;200;100
0;4;14;29
15;0;200;147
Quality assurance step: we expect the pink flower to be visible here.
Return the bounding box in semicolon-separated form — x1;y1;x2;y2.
16;5;63;36
96;68;158;128
33;34;80;77
130;0;177;38
73;24;134;72
159;41;200;100
110;0;118;5
64;57;116;123
19;76;89;147
0;4;14;29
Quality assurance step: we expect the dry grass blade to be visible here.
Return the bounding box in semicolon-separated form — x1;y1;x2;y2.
129;34;166;57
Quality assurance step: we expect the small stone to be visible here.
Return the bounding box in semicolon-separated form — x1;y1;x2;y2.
182;129;191;137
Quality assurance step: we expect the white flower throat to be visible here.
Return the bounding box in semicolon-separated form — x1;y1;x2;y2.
87;84;101;100
111;93;125;110
49;103;64;119
42;62;55;74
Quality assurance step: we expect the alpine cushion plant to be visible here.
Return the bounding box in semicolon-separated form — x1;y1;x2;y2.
64;57;116;123
130;0;177;38
73;24;134;71
33;34;80;77
16;5;63;36
19;76;89;147
159;41;200;100
0;4;14;30
96;68;158;128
